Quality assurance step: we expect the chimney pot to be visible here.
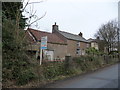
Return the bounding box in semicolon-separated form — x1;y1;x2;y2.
55;22;56;25
79;32;83;37
97;36;100;40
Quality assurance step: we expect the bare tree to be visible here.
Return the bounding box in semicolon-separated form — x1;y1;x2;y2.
17;0;47;43
22;0;47;29
95;20;118;54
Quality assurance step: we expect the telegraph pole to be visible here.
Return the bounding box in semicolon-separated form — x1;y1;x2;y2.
118;1;120;59
117;28;120;59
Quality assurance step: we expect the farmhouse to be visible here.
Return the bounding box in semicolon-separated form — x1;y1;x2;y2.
26;23;99;60
87;38;99;50
52;23;89;56
26;28;67;60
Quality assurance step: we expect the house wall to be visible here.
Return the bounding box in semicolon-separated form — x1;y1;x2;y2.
26;39;89;59
80;41;88;49
67;39;77;56
48;43;67;60
53;30;67;43
91;42;99;50
66;39;88;57
26;43;39;51
26;42;67;60
80;41;88;55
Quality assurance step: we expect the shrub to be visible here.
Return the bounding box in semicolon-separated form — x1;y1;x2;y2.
17;69;36;85
43;63;65;79
73;55;103;71
2;18;37;86
86;47;100;55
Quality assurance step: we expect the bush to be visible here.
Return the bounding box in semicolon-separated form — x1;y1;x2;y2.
2;18;37;86
17;69;36;85
86;47;100;55
73;55;103;71
43;63;65;79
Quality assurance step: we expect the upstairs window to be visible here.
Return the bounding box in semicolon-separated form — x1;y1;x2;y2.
77;42;80;47
87;44;89;48
76;48;80;55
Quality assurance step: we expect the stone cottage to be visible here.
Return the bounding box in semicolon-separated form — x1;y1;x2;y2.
52;23;89;57
26;28;67;60
26;23;97;60
87;38;99;50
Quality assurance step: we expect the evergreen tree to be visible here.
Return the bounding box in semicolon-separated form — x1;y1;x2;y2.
2;2;36;86
2;2;27;29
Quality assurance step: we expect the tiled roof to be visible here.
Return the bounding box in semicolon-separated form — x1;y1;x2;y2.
87;38;98;43
58;30;88;43
27;28;66;44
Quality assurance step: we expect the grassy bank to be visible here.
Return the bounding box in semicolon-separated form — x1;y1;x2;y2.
4;54;119;88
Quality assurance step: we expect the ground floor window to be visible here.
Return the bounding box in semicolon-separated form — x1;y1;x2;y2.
76;48;81;55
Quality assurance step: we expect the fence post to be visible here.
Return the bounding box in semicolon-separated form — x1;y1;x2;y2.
118;51;120;62
104;55;109;64
64;56;72;72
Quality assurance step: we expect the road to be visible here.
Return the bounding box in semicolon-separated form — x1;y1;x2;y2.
45;63;119;88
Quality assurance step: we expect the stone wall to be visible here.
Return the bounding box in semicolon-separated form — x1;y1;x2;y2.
26;42;67;60
67;39;88;57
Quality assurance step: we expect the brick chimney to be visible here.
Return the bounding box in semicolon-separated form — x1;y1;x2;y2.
78;32;83;37
97;36;100;40
52;22;59;33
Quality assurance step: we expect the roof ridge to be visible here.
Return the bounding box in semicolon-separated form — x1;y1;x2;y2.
59;30;86;40
59;30;79;36
28;28;52;34
27;28;67;44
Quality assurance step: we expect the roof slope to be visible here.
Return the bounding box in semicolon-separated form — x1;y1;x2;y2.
58;30;88;42
87;38;98;43
27;28;66;44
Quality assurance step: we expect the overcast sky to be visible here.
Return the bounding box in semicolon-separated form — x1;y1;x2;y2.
23;0;119;39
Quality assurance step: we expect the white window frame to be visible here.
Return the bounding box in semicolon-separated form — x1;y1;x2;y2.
77;42;80;47
76;48;81;55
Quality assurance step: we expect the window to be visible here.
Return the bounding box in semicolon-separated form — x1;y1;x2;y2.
87;44;89;48
77;42;80;47
81;49;85;55
76;48;80;55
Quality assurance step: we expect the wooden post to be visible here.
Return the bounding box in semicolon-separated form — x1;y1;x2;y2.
64;56;72;72
40;49;42;65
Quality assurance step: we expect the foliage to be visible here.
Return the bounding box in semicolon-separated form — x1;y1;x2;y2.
2;2;27;29
43;63;65;79
2;2;36;86
38;54;118;85
73;55;117;72
86;47;100;55
2;18;37;86
16;69;37;85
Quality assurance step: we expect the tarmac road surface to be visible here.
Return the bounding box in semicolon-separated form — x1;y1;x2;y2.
45;63;119;88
